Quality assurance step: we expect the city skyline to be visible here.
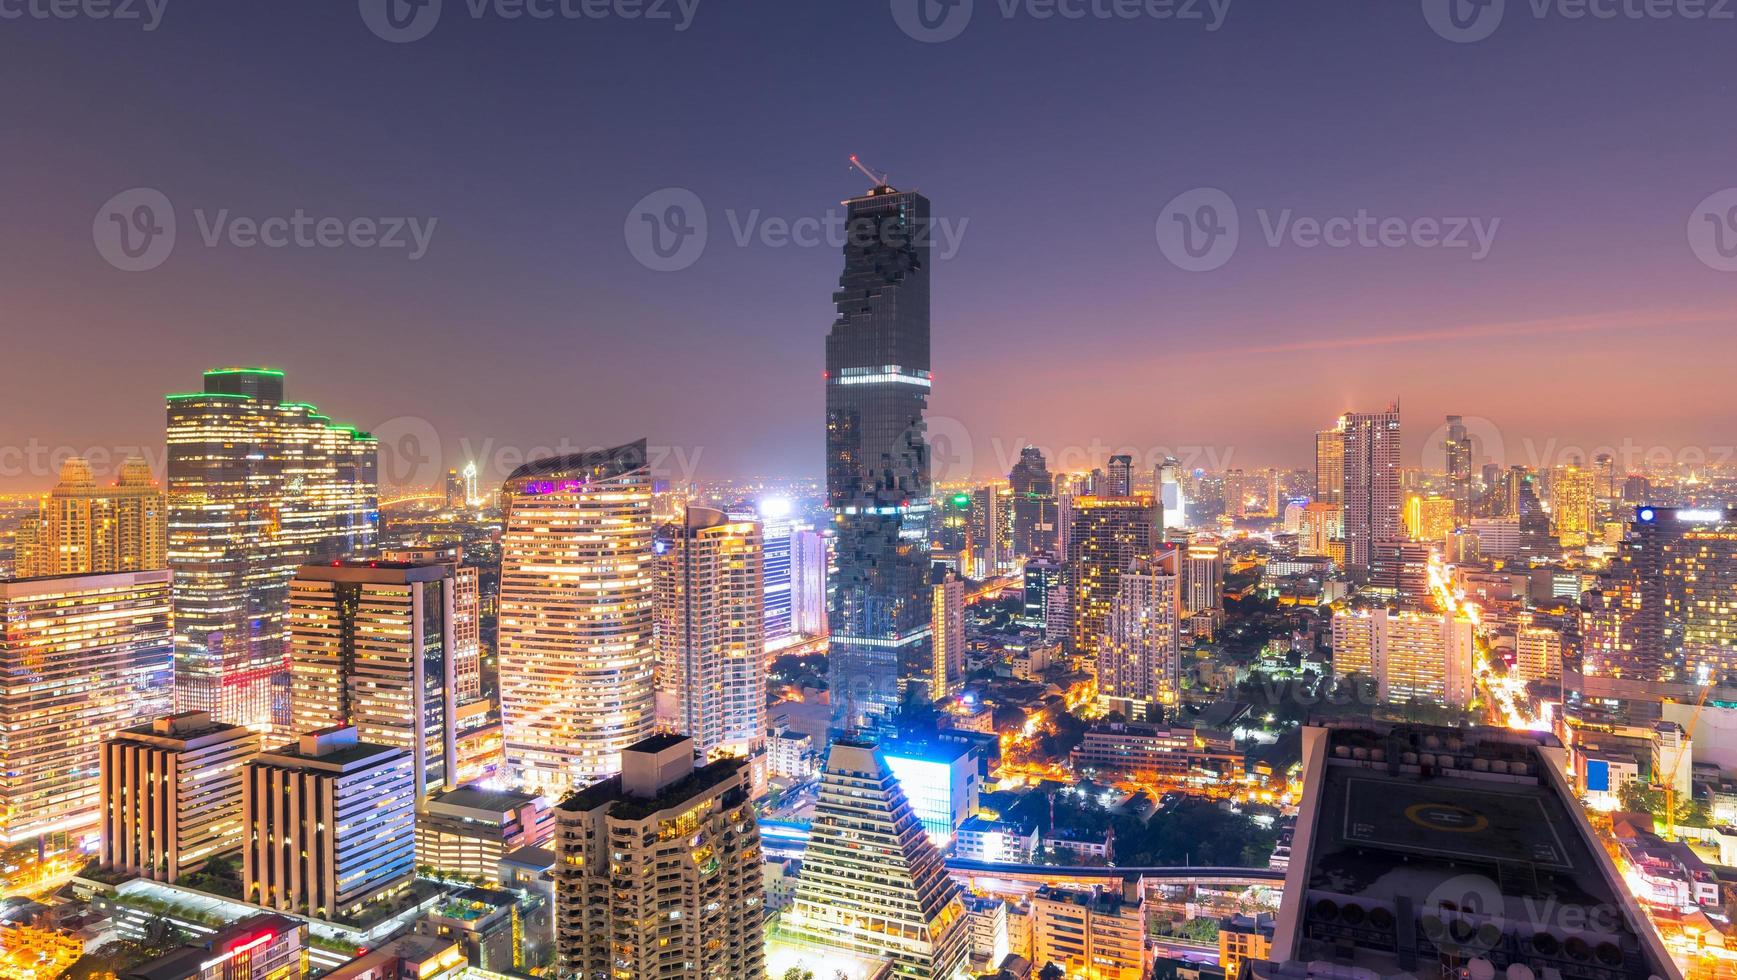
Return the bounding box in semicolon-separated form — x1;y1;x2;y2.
7;5;1737;490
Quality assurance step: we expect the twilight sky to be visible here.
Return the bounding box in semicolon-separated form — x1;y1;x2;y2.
3;0;1736;490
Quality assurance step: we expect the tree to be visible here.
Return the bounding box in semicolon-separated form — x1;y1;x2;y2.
781;968;814;980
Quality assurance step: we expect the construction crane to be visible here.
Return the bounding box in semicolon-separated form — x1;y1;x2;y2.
849;154;890;189
1662;680;1715;838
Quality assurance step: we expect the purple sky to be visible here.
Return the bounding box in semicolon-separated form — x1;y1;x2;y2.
3;1;1735;490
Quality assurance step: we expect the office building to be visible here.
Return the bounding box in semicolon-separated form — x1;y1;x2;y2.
1022;555;1067;643
1032;881;1148;980
825;183;934;732
1099;548;1182;720
167;367;378;732
1181;540;1223;615
1598;504;1737;682
1104;455;1133;497
1264;724;1676;980
1009;447;1058;556
928;566;966;701
955;816;1039;864
323;936;465;980
1065;494;1158;657
783;740;969;979
655;505;765;760
497;441;655;794
243;726;415;919
1370;539;1432;607
882;737;980;844
380;547;481;706
1070;723;1244;782
1443;415;1475;518
760;503;797;647
122;914;307;980
1331;609;1476;708
968;484;1013;579
415;785;551;880
553;734;763;980
1300;502;1341;558
1158;456;1187;534
1404;494;1456;543
1340;405;1401;575
790;527;829;637
0;569;172;845
15;456;166;578
289;561;460;798
101;711;260;881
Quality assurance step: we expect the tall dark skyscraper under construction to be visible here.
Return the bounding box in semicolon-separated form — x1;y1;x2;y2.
824;182;933;731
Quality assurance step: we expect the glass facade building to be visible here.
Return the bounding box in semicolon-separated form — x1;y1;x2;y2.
824;185;934;731
166;368;379;733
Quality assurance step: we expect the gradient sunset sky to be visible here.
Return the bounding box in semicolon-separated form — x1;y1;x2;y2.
3;1;1735;489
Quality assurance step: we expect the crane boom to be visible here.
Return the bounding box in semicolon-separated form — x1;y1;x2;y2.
849;154;890;188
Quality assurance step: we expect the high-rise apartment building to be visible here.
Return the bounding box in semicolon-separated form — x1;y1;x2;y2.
1330;608;1475;708
554;734;764;980
242;726;415;919
379;547;482;705
1315;418;1347;507
288;561;460;798
968;484;1013;579
1065;494;1158;657
1552;460;1597;546
1099;547;1182;720
1223;468;1250;519
1104;455;1134;497
101;711;259;881
1023;555;1067;643
1009;447;1057;556
1404;494;1456;543
1594;505;1737;683
1515;623;1564;682
1340;405;1401;575
1300;502;1341;558
825;184;934;732
655;506;764;761
167;368;379;732
928;566;966;701
0;569;172;845
1033;881;1149;980
497;441;655;794
783;740;969;979
15;456;167;578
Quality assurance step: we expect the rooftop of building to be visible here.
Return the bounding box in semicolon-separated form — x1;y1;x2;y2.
426;784;542;815
1034;882;1141;915
558;755;745;820
503;439;648;488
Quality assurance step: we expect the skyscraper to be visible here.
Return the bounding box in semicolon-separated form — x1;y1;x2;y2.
1552;459;1597;546
1066;494;1159;657
497;441;655;793
554;735;764;980
968;484;1012;578
1330;608;1475;708
1157;456;1187;534
928;565;966;701
1105;454;1134;496
1340;404;1401;576
790;528;829;637
1315;417;1347;507
15;456;166;578
0;569;173;846
1099;547;1182;720
1009;446;1057;556
654;505;765;761
288;560;461;798
759;504;797;649
1443;415;1475;518
825;183;933;732
783;740;969;979
167;368;379;732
